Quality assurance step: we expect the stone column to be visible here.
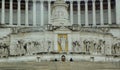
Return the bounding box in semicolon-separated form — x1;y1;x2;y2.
92;0;96;26
77;1;81;25
115;0;120;25
41;1;44;26
85;0;88;26
33;0;36;26
1;0;5;24
70;1;73;25
54;34;58;52
17;0;21;26
9;0;13;25
108;0;112;25
100;0;104;25
48;0;51;24
25;0;29;26
68;34;72;53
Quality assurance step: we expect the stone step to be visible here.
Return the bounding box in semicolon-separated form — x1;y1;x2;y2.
0;62;119;70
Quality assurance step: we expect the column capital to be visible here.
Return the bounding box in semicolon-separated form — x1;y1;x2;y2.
70;1;73;3
32;0;36;2
92;0;96;2
10;0;13;2
85;0;88;2
48;0;51;2
100;0;103;2
25;0;29;2
17;0;21;2
107;0;111;2
40;0;44;2
77;1;80;4
48;1;51;3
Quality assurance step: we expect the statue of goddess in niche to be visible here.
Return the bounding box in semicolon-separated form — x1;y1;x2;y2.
58;36;67;52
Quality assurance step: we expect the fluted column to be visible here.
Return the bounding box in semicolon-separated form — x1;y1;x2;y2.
85;0;88;26
33;0;36;26
1;0;5;24
92;0;96;26
25;0;29;26
9;0;13;25
115;0;120;25
100;0;104;25
41;1;44;26
48;0;51;24
77;1;81;25
108;0;112;25
70;1;73;25
17;0;21;26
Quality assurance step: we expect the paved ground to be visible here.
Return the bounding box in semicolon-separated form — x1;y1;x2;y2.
0;61;120;70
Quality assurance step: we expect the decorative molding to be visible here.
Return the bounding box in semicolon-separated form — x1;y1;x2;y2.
12;27;44;33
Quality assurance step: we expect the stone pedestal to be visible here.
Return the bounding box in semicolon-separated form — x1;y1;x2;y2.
51;0;70;26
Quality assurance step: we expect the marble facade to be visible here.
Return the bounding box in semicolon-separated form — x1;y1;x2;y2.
1;27;118;56
0;0;120;62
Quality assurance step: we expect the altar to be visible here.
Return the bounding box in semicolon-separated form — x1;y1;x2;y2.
8;0;118;56
0;0;120;61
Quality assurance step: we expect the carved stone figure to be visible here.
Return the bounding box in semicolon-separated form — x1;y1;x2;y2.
97;40;105;54
83;40;90;53
47;40;53;52
72;41;81;52
112;42;120;54
16;40;25;56
38;41;43;52
94;43;97;53
72;41;76;52
0;43;9;57
58;36;67;52
26;42;32;55
3;43;9;57
97;45;101;53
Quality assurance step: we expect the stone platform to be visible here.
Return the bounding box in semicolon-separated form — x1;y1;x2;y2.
0;61;120;70
0;54;120;62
